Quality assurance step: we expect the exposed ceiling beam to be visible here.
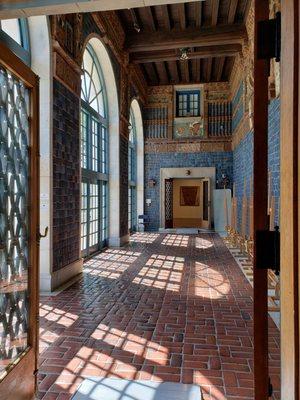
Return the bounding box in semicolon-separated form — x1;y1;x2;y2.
194;2;202;28
211;0;220;26
167;60;179;83
177;3;186;30
205;58;213;82
0;0;204;18
126;24;246;53
130;44;242;63
159;4;171;30
139;6;157;31
228;0;239;23
179;60;189;83
144;62;158;85
155;61;169;84
215;56;225;81
192;58;201;82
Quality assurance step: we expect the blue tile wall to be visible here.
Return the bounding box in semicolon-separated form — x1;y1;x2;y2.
233;131;253;234
232;98;281;234
268;98;280;225
144;152;233;231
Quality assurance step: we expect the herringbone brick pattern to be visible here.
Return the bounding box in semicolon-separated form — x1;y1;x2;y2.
38;233;280;400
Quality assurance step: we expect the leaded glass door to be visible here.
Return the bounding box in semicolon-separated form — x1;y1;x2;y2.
0;43;39;399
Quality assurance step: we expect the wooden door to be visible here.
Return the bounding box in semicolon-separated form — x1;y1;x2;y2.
165;178;173;229
0;42;39;400
201;178;211;229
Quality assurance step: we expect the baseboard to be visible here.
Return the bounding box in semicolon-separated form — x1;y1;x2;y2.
109;234;130;247
40;258;83;294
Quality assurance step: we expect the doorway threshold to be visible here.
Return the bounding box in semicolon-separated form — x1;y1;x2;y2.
159;228;214;234
71;378;202;400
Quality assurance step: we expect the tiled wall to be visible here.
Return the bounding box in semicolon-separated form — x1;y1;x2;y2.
144;152;233;231
52;79;80;271
268;98;280;226
232;97;280;234
232;82;244;132
233;131;253;234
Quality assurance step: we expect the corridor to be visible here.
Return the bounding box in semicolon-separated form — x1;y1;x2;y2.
38;233;280;400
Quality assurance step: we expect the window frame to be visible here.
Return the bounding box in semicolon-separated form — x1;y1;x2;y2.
80;44;109;257
128;109;137;232
176;89;201;118
0;18;31;66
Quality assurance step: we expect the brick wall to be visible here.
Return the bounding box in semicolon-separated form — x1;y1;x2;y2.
52;79;80;271
144;152;233;231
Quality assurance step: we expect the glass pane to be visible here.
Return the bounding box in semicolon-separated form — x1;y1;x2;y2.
81;46;106;118
0;66;30;373
81;183;88;251
0;19;21;45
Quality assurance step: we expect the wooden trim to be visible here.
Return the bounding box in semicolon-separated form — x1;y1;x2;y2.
281;1;300;399
253;1;270;399
0;43;39;399
0;41;36;87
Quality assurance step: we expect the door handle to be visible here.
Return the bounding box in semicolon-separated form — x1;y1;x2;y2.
39;226;49;239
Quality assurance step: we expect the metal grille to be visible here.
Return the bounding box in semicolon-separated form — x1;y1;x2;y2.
0;66;30;373
165;179;173;229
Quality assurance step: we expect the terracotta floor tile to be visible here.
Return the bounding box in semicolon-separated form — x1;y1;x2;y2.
38;233;280;400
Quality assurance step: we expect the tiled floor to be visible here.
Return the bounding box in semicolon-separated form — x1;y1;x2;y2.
38;233;280;400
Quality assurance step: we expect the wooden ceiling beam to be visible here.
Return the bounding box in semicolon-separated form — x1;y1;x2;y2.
228;0;239;23
167;60;179;83
130;43;242;63
126;24;246;52
205;58;213;82
215;56;226;81
194;2;202;28
142;6;157;31
177;3;186;30
192;58;201;82
155;61;169;84
160;4;172;30
179;60;190;83
211;0;220;26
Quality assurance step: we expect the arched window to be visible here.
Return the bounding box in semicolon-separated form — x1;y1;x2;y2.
80;44;109;257
128;109;137;232
0;19;30;65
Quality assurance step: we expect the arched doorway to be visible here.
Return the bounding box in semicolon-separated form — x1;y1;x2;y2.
128;99;144;233
80;37;120;255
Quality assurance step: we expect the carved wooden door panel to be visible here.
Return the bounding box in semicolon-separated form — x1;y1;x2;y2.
0;42;39;400
165;178;173;229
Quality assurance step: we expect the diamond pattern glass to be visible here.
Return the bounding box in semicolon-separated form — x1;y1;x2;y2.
0;66;30;374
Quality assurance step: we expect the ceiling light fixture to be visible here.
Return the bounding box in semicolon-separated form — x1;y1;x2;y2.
180;48;189;61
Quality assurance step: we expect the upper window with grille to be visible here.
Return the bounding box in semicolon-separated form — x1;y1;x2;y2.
81;45;106;117
176;90;201;118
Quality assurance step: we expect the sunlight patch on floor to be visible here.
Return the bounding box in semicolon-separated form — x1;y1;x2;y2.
161;234;189;247
133;254;184;291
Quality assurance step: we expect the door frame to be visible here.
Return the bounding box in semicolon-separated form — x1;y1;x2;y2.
280;1;300;399
0;42;39;400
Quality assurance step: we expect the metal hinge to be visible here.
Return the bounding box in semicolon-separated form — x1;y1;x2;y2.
256;226;280;275
257;12;281;62
268;377;273;397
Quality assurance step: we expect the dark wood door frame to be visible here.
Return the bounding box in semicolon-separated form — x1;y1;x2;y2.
280;1;300;399
0;42;39;400
253;1;270;399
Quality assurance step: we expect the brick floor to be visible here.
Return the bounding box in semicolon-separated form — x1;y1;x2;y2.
38;233;280;400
